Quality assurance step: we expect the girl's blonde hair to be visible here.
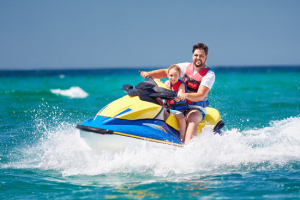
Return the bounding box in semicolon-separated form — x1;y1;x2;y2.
167;65;181;76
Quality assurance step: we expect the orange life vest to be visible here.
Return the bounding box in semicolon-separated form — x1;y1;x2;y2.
182;63;210;107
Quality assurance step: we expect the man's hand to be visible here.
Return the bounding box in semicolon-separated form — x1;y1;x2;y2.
140;71;149;78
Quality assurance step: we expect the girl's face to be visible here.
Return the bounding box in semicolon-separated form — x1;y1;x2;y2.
168;68;180;85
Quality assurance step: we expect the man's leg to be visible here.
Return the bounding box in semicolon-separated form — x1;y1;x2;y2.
184;109;202;144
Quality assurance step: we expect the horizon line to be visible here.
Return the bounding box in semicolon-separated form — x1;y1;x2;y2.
1;64;300;71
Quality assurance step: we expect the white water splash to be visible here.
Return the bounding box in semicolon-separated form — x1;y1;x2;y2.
4;116;300;179
51;86;88;98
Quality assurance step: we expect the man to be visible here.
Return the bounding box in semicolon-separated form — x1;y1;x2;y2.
140;43;215;144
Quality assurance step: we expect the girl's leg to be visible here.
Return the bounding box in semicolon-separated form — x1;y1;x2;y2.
173;112;186;143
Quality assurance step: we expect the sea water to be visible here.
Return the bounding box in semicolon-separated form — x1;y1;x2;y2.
0;67;300;199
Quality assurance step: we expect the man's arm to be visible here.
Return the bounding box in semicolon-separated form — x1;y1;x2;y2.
178;70;215;102
177;85;210;102
140;69;168;79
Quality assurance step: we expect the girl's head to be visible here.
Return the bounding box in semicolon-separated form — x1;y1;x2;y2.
167;65;181;85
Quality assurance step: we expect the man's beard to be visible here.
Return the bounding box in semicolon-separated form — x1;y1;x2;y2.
194;61;205;68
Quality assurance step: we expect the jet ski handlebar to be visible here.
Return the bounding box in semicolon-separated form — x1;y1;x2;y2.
139;71;157;85
121;71;177;105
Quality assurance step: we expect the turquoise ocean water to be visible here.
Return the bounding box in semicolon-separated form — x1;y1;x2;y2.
1;67;300;199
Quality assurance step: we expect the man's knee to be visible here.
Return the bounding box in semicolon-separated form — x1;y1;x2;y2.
186;110;202;124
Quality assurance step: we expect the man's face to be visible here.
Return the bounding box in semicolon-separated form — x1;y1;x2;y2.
192;49;207;68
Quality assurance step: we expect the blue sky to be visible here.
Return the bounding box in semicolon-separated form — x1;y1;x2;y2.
1;0;300;70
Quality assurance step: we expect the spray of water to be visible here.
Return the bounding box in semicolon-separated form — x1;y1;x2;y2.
50;86;88;98
4;109;300;180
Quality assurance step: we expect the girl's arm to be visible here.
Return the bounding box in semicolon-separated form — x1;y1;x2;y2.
174;83;186;102
178;83;186;93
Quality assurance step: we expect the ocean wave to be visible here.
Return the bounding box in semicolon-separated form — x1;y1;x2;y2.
2;115;300;182
50;87;88;98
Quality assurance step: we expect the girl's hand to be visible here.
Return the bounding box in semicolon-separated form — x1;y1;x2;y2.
154;79;162;82
174;97;181;102
177;92;187;101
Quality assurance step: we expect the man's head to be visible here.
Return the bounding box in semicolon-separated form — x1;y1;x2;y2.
192;43;208;55
192;43;208;68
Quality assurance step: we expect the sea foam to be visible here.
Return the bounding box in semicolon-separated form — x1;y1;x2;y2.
4;114;300;183
51;86;88;98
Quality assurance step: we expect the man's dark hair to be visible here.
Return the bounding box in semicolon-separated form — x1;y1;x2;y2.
193;43;208;55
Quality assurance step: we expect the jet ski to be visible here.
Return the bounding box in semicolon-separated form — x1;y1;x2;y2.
76;75;225;151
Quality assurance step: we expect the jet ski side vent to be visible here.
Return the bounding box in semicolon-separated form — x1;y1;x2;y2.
76;125;114;135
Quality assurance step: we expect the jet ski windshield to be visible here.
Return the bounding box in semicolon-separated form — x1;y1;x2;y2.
122;74;177;104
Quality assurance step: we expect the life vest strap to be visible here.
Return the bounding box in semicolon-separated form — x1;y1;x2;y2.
167;103;188;111
166;101;188;107
186;85;198;93
189;100;209;108
183;74;201;85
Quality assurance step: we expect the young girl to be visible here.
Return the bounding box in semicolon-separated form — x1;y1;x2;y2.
164;65;188;143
